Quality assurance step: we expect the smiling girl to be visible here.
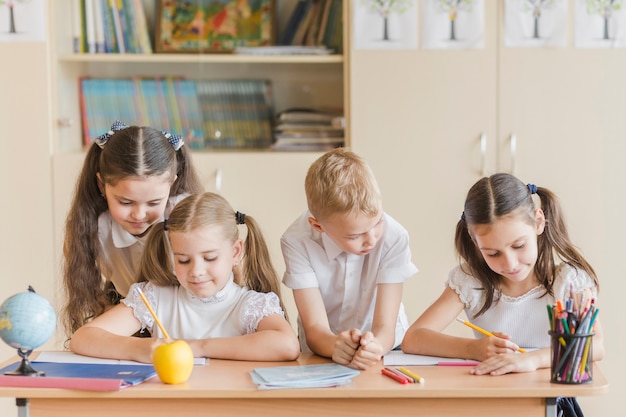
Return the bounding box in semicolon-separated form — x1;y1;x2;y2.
61;121;203;338
69;192;300;363
401;173;604;376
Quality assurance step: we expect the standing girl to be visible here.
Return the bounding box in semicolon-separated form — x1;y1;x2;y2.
402;173;604;376
62;121;204;337
69;192;300;362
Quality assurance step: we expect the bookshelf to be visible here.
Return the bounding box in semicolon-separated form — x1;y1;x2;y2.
51;0;349;153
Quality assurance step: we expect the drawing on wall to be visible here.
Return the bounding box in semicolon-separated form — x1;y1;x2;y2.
575;0;626;47
421;0;484;50
504;0;567;48
0;0;45;42
352;0;417;50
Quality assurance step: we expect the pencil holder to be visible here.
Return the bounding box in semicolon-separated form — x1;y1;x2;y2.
549;331;593;384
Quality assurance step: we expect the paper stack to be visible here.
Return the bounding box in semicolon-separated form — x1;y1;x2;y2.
250;363;359;389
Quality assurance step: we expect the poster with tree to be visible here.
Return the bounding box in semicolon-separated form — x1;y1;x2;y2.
421;0;484;49
0;0;45;42
352;0;417;50
575;0;626;48
503;0;567;48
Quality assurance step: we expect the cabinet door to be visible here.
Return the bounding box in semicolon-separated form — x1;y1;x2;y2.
498;46;611;268
349;7;498;323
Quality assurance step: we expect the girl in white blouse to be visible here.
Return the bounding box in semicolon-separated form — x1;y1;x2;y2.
70;192;300;363
402;173;604;376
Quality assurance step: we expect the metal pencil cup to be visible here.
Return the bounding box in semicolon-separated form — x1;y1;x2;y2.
550;331;594;384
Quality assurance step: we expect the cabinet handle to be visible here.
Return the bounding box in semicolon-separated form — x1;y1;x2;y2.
215;169;222;193
509;133;517;175
480;132;487;177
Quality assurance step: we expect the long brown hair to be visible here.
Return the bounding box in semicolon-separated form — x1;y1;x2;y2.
455;173;598;318
61;125;203;337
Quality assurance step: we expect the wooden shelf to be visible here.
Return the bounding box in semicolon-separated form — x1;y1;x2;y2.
58;53;344;65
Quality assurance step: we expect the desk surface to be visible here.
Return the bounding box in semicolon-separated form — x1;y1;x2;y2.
0;353;609;417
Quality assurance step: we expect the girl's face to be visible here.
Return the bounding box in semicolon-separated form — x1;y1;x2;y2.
309;210;385;256
169;224;242;299
470;210;545;287
103;173;173;237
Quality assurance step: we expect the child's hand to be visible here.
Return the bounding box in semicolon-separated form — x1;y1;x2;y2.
474;332;520;360
470;351;541;376
349;332;383;370
332;329;361;366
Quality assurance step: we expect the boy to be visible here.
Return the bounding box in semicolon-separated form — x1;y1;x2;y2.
281;148;418;370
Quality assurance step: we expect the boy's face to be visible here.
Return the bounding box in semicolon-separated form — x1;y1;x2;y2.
309;211;385;256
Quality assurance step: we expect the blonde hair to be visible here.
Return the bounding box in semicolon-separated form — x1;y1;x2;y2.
139;192;288;318
305;148;382;221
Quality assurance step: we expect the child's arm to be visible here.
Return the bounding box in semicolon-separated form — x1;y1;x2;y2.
69;304;158;363
185;314;300;361
401;287;521;360
292;288;360;362
348;282;404;369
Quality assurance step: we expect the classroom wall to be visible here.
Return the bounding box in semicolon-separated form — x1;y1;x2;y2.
0;40;59;415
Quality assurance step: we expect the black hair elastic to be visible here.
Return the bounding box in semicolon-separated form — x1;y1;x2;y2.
235;211;246;225
163;219;168;231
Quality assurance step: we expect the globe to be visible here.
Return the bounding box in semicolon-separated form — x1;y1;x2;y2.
0;286;56;376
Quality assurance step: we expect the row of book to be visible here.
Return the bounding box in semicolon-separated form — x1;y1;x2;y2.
280;0;343;52
72;0;152;53
79;77;275;149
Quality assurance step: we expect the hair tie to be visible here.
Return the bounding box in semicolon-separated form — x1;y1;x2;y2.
161;130;184;151
95;120;128;148
460;212;466;222
235;211;246;225
163;219;168;231
527;183;537;194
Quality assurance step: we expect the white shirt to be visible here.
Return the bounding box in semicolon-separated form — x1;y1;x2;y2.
447;263;598;349
97;194;186;297
281;211;418;351
122;276;284;339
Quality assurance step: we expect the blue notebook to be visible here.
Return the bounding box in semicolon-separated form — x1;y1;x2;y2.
0;361;157;391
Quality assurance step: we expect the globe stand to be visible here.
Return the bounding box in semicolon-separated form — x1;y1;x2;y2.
4;348;45;376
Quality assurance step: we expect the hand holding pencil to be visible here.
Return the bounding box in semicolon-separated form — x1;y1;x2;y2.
456;317;527;353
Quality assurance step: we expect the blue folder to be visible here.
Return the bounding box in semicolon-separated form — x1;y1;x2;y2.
0;361;157;391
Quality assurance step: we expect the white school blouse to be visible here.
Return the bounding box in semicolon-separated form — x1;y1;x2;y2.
97;194;186;297
447;263;598;349
122;276;284;339
281;211;418;352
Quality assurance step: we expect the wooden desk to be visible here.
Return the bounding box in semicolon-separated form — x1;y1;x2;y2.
0;354;608;417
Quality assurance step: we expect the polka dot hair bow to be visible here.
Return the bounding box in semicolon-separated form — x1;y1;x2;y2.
161;130;184;151
95;120;128;149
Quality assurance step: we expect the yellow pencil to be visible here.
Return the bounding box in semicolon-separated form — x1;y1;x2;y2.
135;287;171;339
456;317;527;353
398;367;425;384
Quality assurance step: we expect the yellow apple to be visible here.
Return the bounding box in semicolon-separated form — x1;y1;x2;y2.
152;340;194;384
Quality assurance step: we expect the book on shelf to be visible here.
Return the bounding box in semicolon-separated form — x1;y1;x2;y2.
272;107;344;151
79;77;274;149
72;0;151;54
197;79;274;149
279;0;342;51
233;45;333;55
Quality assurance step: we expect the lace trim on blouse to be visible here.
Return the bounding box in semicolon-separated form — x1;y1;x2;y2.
122;281;157;331
240;292;284;334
